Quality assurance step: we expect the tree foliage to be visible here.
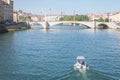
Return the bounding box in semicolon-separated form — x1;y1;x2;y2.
95;17;104;22
60;15;89;21
60;16;73;21
104;18;109;22
95;17;109;22
19;16;31;21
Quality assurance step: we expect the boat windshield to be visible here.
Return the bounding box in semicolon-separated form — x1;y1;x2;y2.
77;56;85;60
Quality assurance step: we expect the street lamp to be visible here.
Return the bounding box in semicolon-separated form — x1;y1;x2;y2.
40;11;43;21
73;10;76;26
73;10;75;21
107;13;110;22
93;16;96;29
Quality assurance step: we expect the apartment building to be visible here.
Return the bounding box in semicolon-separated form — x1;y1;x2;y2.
0;0;13;23
109;11;120;22
0;0;4;22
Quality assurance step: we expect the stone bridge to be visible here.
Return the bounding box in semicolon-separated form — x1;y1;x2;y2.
29;21;120;29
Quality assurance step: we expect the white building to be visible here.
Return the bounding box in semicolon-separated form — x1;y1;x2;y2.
31;15;41;22
43;15;62;21
109;12;120;22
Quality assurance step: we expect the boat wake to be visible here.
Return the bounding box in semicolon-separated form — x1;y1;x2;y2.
54;55;118;80
55;68;117;80
51;56;118;80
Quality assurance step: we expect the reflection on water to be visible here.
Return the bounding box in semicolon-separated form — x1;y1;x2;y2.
0;25;120;80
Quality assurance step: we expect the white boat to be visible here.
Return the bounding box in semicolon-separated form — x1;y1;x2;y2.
74;56;89;71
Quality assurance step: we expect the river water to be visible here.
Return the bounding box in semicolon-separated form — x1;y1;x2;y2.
0;25;120;80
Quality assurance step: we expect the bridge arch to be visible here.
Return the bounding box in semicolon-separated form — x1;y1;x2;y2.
49;22;91;28
78;23;91;28
30;22;43;26
97;23;109;29
30;22;50;29
29;21;119;29
49;22;63;26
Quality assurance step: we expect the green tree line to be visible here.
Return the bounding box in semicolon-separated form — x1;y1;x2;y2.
19;16;31;21
60;15;89;21
95;17;109;22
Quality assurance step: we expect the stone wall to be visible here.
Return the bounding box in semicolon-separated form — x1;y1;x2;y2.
7;22;31;30
0;22;31;34
0;25;8;34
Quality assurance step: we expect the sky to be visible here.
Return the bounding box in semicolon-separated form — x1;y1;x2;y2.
14;0;120;15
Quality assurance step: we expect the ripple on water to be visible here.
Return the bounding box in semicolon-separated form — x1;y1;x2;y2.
0;26;120;80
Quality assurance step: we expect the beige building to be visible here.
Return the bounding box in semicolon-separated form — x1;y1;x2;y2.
88;11;120;22
101;12;120;22
0;0;4;22
109;12;120;22
13;10;18;22
42;15;62;21
0;0;13;23
87;13;102;21
2;0;10;4
31;15;40;22
13;10;42;22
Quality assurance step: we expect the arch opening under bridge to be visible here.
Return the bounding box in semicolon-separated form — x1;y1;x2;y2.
29;21;120;29
48;21;93;28
97;23;109;29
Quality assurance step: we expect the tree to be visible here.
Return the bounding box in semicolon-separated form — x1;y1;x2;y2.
95;17;104;22
104;18;109;22
60;15;89;21
19;16;31;21
60;16;73;21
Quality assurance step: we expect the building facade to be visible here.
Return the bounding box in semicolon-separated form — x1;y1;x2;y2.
109;12;120;22
88;11;120;22
13;10;18;22
0;0;4;22
0;0;13;23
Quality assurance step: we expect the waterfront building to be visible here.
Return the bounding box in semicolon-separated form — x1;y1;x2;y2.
87;13;102;21
31;15;41;22
100;11;120;22
88;11;120;22
13;10;41;22
0;0;4;22
42;14;62;21
13;10;18;22
15;10;27;22
2;0;10;4
109;11;120;22
0;0;13;23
